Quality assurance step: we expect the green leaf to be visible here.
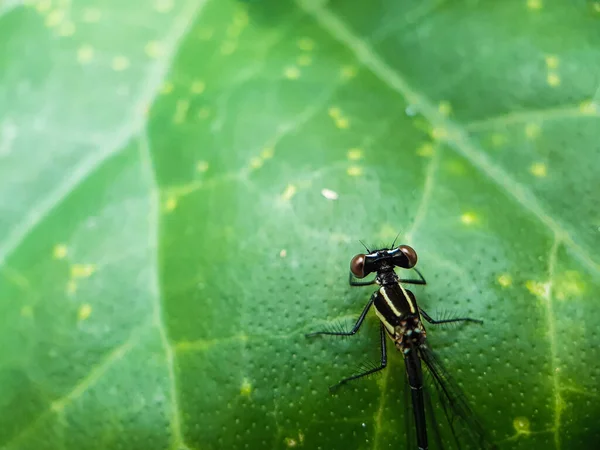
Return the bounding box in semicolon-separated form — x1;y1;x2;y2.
1;0;599;449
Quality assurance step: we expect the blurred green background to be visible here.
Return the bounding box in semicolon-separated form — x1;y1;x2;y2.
1;0;599;449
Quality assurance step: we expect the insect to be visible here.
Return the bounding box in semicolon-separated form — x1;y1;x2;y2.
306;241;494;450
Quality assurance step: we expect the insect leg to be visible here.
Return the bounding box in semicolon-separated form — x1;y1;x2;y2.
398;267;427;285
328;322;387;393
419;308;483;325
305;294;374;337
348;271;377;287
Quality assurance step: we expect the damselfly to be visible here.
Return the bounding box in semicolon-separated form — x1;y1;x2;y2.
307;241;495;450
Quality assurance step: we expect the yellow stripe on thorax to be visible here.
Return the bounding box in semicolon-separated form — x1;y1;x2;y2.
396;281;416;314
379;286;401;316
375;308;396;334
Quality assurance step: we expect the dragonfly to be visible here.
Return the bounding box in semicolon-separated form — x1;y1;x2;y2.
306;241;495;450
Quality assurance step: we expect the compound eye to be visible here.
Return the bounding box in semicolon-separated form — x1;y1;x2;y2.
398;245;418;268
350;254;366;278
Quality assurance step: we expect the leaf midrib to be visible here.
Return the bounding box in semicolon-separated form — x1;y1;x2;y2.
295;0;599;275
0;1;207;449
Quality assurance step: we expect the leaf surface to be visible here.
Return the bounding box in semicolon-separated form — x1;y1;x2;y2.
1;1;599;449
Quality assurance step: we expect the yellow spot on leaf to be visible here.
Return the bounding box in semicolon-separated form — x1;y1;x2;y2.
527;0;542;10
78;304;92;321
173;99;190;124
154;0;174;13
545;55;559;69
525;123;541;139
460;212;478;225
165;196;177;212
196;161;209;172
145;41;164;58
58;21;75;37
111;56;130;71
161;81;174;94
328;107;341;118
513;416;531;434
21;305;33;317
284;66;300;80
240;378;252;396
431;127;448;141
36;0;51;13
347;166;362;177
594;2;600;12
438;101;452;116
190;80;206;94
261;147;274;159
71;264;96;279
547;73;560;87
279;249;287;258
530;162;547;177
82;7;102;23
297;54;312;66
281;184;297;201
417;143;434;157
77;45;94;64
341;65;357;79
335;117;349;129
53;244;68;259
250;157;263;169
525;280;549;298
347;148;362;160
579;100;598;115
45;10;65;28
297;37;315;51
497;274;512;287
555;270;586;300
221;41;237;55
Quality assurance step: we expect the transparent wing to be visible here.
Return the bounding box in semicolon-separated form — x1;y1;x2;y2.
419;344;497;450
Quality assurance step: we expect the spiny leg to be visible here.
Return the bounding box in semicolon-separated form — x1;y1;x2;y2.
329;322;387;393
305;295;374;337
419;308;483;325
348;271;376;287
399;267;427;285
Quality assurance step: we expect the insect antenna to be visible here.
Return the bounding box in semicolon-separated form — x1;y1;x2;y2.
390;232;401;249
358;240;371;253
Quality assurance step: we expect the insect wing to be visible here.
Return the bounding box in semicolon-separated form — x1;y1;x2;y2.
419;345;497;450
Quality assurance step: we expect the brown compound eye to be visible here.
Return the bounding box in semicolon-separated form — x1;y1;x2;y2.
398;245;418;268
350;253;366;278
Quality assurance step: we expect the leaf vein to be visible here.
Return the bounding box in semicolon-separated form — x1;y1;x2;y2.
405;146;440;244
296;0;600;277
545;236;562;450
139;132;190;450
0;0;207;269
465;104;599;132
1;326;145;450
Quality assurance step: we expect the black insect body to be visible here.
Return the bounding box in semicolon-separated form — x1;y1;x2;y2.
307;242;495;450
